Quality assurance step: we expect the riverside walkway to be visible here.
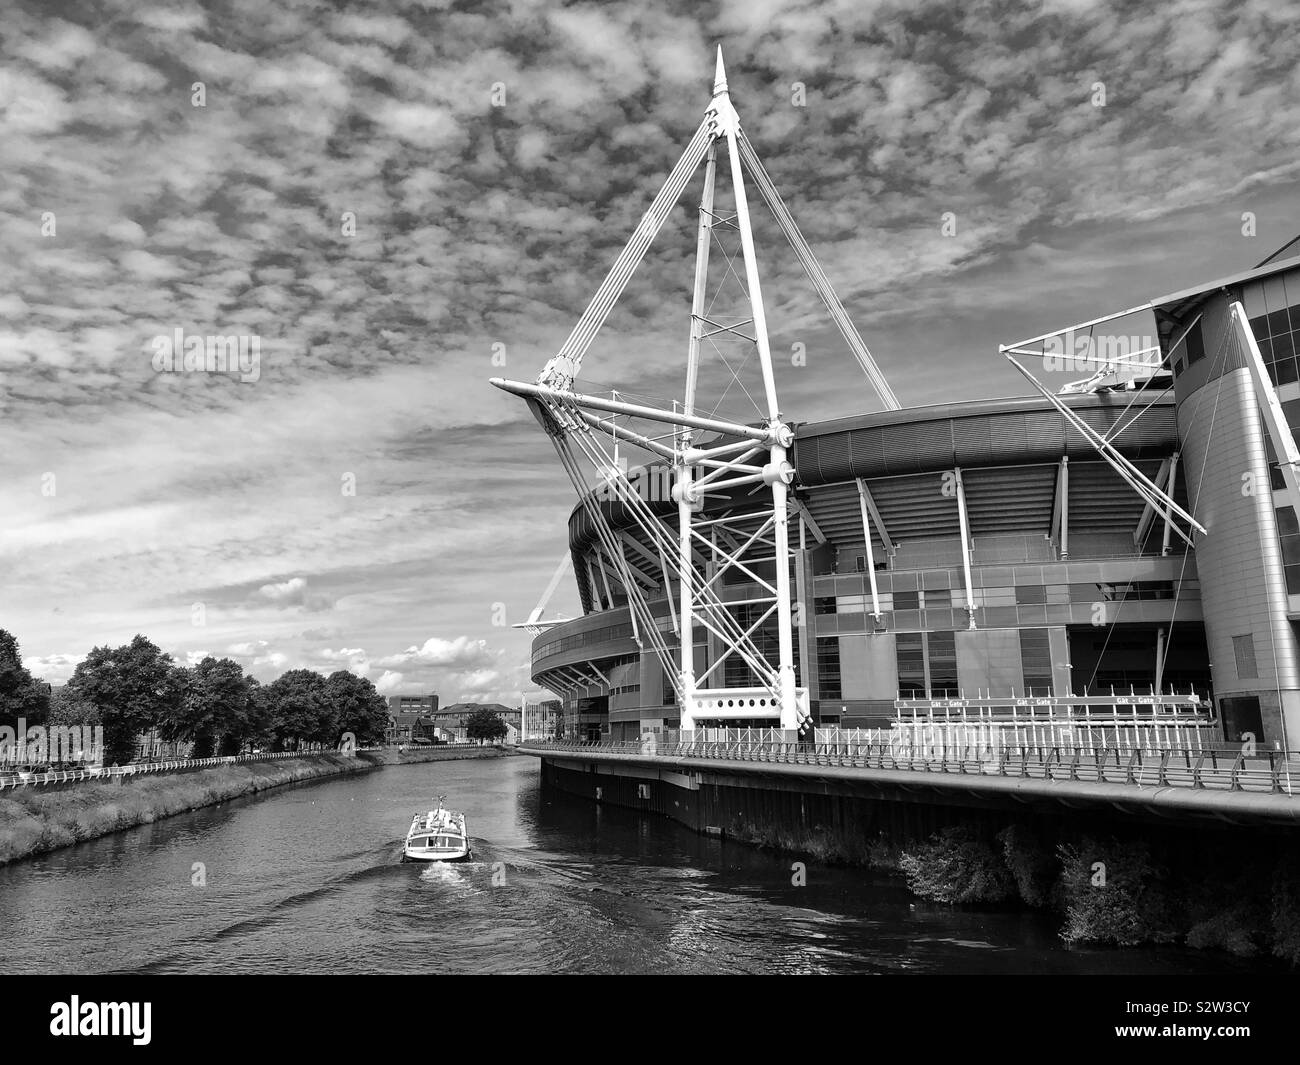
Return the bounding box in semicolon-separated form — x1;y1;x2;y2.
522;737;1300;827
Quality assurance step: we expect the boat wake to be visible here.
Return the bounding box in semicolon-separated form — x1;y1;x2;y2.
418;863;466;885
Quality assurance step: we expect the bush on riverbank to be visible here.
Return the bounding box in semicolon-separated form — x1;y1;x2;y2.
725;818;879;865
1057;837;1178;946
724;805;1300;962
0;754;369;865
997;823;1058;909
899;826;1016;905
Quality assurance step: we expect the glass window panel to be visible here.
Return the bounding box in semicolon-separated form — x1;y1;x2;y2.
1279;358;1299;386
926;631;957;695
896;633;925;697
1015;585;1047;605
1019;628;1053;695
893;590;920;610
1267;309;1291;336
816;637;841;700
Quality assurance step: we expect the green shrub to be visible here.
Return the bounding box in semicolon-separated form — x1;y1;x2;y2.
1186;909;1259;957
1270;853;1300;966
899;825;1015;904
997;823;1057;909
1058;837;1177;946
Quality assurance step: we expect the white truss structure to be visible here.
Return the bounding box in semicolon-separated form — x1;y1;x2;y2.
999;314;1208;547
512;552;574;637
493;50;896;735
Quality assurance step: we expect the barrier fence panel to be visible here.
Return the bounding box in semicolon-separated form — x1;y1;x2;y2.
520;734;1300;796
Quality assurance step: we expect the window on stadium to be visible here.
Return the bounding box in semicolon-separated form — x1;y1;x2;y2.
1276;506;1300;594
896;632;925;696
927;631;957;696
816;637;841;700
1019;628;1053;695
1250;304;1300;387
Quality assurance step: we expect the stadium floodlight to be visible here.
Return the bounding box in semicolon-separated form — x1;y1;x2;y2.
492;50;895;738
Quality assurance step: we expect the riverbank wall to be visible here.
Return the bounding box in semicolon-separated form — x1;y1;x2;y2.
0;745;514;866
362;745;516;766
0;754;375;866
539;754;1300;963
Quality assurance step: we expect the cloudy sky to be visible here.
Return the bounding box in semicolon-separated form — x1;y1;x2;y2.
2;0;1298;704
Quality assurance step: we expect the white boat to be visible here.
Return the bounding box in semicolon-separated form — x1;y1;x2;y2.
403;797;470;862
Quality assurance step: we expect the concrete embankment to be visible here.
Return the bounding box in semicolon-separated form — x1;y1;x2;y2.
363;745;516;766
0;746;514;866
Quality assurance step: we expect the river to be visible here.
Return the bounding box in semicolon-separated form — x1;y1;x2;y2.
0;756;1261;974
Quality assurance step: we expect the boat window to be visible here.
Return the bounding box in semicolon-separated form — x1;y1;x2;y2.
410;836;428;849
435;835;458;848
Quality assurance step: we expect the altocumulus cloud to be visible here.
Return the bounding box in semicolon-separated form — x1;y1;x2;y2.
2;0;1298;706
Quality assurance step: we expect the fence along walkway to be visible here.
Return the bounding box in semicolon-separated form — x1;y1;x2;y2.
524;735;1300;796
0;748;365;791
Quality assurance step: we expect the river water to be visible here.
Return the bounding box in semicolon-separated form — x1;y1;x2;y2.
0;756;1262;974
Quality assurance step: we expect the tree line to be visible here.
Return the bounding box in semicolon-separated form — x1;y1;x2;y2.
0;630;391;766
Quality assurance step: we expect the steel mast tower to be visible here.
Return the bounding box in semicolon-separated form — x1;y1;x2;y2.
492;50;897;737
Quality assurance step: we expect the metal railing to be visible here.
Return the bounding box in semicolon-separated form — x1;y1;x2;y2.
0;748;365;791
523;738;1300;795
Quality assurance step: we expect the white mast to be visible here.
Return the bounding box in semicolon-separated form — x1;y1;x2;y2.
493;49;895;738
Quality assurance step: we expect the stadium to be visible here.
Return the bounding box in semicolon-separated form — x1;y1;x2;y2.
502;56;1300;754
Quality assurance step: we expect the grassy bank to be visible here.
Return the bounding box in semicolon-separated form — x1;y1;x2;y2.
0;753;373;866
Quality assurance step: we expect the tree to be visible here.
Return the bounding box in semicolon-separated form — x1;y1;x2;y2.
325;670;390;747
263;669;336;751
466;707;508;745
224;674;268;755
163;657;249;758
0;630;50;732
67;635;184;765
48;685;99;727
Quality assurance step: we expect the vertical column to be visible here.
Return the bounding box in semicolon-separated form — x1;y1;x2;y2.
857;477;883;620
1162;452;1179;556
676;139;717;734
723;109;799;733
677;464;696;730
954;467;977;630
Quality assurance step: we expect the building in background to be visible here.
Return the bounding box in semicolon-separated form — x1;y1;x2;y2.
435;703;522;743
385;694;440;745
521;692;561;741
528;256;1300;751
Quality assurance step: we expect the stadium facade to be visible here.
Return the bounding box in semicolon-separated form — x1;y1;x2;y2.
529;255;1300;751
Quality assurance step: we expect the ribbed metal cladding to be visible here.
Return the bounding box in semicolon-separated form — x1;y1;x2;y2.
1066;460;1156;533
801;482;889;548
790;395;1177;489
950;419;997;467
848;428;884;480
1023;410;1067;453
868;472;960;539
961;465;1056;534
880;421;957;475
566;396;1180;552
